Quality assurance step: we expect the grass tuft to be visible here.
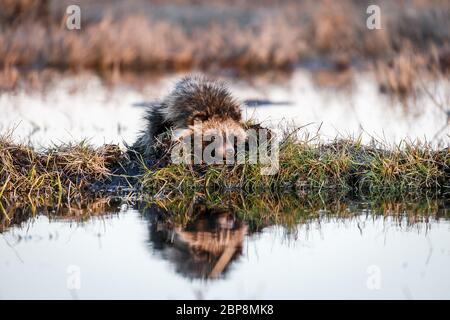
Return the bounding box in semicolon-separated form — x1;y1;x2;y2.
141;130;449;194
0;129;448;208
0;134;123;208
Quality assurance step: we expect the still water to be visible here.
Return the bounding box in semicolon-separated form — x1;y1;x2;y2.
1;197;449;299
1;70;449;299
1;70;448;147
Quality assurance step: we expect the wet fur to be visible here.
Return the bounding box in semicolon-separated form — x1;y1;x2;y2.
131;76;245;160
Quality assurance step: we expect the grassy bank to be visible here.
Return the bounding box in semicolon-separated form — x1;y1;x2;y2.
141;132;449;194
1;130;448;210
0;134;124;212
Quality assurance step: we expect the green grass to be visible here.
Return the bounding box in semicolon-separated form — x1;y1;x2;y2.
141;131;449;194
0;134;124;213
1;129;448;212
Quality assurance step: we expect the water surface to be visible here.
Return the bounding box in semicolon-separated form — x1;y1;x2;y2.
1;197;449;299
1;69;449;300
1;70;448;147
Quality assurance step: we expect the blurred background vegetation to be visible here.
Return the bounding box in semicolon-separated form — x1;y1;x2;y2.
0;0;449;78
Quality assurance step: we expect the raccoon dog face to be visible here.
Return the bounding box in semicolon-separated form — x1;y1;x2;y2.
172;118;247;161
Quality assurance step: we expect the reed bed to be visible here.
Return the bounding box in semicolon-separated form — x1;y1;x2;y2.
1;0;449;83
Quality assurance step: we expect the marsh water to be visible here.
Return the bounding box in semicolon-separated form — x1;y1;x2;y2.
1;70;449;147
1;196;450;299
1;70;449;299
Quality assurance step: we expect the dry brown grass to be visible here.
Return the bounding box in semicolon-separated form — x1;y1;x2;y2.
0;0;449;77
0;0;49;26
1;127;448;214
375;50;427;97
0;134;124;211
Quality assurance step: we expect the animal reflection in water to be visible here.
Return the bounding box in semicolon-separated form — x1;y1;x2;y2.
146;204;248;280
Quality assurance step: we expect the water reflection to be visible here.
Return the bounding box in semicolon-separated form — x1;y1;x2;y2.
139;192;449;281
0;197;122;233
1;192;450;298
1;70;448;147
145;203;248;280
